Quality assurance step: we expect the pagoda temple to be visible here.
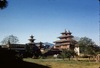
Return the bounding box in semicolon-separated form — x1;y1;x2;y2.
28;35;36;44
54;30;78;51
26;35;37;51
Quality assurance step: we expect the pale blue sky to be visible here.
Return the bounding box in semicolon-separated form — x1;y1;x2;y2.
0;0;99;45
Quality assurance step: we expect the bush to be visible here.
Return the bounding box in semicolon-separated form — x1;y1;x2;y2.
57;49;76;60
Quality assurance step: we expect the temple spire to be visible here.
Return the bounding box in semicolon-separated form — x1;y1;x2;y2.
65;29;67;33
28;35;35;44
65;29;66;31
67;30;72;34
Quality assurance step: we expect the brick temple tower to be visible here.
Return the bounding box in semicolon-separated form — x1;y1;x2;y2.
54;30;77;51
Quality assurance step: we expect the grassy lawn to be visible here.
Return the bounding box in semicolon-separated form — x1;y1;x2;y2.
23;58;100;68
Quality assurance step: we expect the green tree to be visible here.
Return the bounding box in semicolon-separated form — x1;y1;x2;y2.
78;37;99;56
1;35;19;45
58;49;76;60
0;0;8;9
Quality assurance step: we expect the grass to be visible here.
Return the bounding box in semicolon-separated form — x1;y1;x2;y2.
23;58;100;68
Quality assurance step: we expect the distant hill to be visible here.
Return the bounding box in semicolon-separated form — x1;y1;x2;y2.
43;42;54;49
43;42;54;46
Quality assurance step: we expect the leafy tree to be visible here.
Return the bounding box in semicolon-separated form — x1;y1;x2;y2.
58;49;76;60
1;35;19;45
0;0;8;9
78;37;99;56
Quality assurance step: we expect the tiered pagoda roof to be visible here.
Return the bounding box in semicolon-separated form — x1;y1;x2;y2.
54;30;74;44
28;35;35;44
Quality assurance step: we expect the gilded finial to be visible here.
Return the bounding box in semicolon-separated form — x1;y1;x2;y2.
65;29;67;33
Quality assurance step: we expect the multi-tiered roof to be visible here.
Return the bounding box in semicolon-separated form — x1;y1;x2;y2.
54;30;77;50
28;35;35;44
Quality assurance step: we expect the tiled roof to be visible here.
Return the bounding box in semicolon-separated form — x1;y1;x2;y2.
58;35;68;38
55;43;70;46
54;39;70;43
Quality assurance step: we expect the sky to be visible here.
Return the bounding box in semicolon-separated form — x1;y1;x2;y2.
0;0;99;45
